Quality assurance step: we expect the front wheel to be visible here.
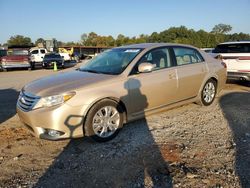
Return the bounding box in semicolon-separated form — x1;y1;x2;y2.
201;79;217;106
84;99;124;142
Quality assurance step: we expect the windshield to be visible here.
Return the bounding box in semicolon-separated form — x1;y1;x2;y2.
8;49;28;55
214;43;250;53
79;48;142;75
44;54;61;59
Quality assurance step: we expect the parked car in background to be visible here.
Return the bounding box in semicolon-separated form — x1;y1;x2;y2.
42;52;64;69
0;48;7;58
17;43;226;142
0;48;30;71
59;52;71;61
213;41;250;81
29;47;47;69
201;48;214;53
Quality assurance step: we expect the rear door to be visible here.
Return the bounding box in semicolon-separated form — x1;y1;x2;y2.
172;47;208;100
127;47;178;115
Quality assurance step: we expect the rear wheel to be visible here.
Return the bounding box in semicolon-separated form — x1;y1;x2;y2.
84;99;124;142
201;79;217;106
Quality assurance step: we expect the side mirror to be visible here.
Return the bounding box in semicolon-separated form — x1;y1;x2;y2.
138;62;155;73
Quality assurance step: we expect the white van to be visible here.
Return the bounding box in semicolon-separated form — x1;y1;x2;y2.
213;41;250;81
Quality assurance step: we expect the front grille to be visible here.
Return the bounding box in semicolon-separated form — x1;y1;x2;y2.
17;91;40;112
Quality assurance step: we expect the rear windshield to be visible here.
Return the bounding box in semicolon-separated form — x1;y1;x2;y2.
44;54;61;58
214;43;250;53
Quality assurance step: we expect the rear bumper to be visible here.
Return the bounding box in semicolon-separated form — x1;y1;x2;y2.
227;71;250;81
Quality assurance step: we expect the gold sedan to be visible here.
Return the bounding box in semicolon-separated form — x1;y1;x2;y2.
17;43;227;142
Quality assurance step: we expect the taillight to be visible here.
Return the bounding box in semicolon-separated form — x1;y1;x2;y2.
215;55;223;60
221;62;227;68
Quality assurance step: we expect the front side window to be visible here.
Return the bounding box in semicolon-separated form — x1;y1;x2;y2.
31;50;39;54
173;47;204;66
79;48;142;75
132;47;172;74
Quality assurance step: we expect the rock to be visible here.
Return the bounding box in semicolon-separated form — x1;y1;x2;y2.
186;172;198;179
13;154;23;160
13;157;19;161
202;179;210;184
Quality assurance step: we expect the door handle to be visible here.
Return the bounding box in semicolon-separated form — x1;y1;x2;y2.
201;67;207;72
169;73;176;79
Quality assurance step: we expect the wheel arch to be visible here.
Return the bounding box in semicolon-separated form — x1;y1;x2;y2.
84;96;128;124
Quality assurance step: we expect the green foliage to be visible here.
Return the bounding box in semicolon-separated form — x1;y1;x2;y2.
212;23;232;34
35;38;45;46
80;24;249;48
7;24;249;49
7;35;33;47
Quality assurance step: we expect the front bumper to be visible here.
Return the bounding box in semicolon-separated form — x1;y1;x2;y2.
227;71;250;81
16;103;87;140
1;62;30;69
43;61;64;68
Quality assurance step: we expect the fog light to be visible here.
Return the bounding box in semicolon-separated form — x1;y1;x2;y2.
46;129;64;137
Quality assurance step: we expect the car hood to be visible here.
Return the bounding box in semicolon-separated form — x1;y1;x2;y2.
23;70;115;97
2;55;28;61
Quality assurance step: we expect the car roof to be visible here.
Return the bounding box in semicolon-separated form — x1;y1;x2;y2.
218;41;250;45
116;43;197;50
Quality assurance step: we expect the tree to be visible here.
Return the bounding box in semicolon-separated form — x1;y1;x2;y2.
7;35;33;46
35;38;45;46
212;24;232;34
80;33;88;45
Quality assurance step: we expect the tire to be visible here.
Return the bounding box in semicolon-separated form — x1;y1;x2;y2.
30;62;35;70
2;68;7;72
200;79;217;106
84;99;124;142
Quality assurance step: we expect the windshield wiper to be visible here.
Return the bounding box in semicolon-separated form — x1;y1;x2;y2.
79;69;102;74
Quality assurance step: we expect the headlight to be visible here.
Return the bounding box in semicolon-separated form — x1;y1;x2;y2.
33;91;75;109
1;59;6;65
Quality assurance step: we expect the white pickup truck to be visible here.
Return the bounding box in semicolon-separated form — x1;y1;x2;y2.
29;47;47;69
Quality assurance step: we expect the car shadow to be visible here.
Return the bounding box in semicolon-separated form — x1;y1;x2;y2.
0;88;19;124
226;80;250;87
219;92;250;187
35;78;173;187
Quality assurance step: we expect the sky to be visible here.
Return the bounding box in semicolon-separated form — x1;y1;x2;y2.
0;0;250;44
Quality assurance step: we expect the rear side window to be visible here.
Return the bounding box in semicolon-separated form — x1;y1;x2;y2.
173;47;204;66
214;43;250;53
31;50;38;54
40;49;46;54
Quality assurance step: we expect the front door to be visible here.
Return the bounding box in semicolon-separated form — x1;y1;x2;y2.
127;47;178;115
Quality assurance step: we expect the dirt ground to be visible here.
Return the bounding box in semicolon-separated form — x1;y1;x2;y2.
0;66;249;188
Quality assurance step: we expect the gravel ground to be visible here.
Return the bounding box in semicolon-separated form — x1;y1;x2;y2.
0;65;249;188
